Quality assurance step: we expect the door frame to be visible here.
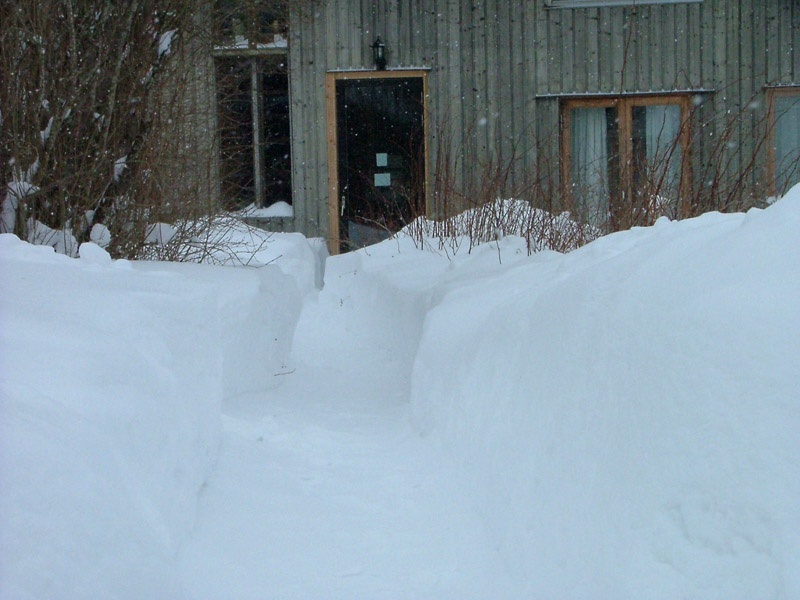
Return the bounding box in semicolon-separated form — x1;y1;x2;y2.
325;70;429;254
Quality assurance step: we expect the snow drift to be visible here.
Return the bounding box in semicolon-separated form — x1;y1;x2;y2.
0;237;302;599
1;187;798;598
410;192;800;598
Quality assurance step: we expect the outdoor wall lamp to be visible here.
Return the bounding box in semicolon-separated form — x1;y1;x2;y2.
372;37;387;70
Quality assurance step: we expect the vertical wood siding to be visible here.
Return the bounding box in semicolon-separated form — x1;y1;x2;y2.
283;0;799;239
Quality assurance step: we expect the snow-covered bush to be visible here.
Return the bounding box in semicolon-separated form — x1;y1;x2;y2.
401;198;599;256
89;222;112;248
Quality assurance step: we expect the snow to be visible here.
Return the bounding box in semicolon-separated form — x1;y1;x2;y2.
176;218;323;295
1;187;799;598
234;200;295;219
410;198;800;598
0;234;301;599
158;30;177;58
1;181;38;234
78;241;112;265
113;155;128;182
40;116;54;146
89;223;112;248
215;34;288;51
144;222;177;246
400;198;598;255
26;218;79;257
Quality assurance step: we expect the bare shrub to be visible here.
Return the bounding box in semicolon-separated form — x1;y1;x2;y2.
419;111;598;256
0;1;205;255
422;75;796;258
137;215;274;266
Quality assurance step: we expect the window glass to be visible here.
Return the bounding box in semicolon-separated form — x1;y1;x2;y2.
632;104;682;206
216;57;291;209
774;94;800;196
261;70;292;204
565;97;686;230
216;59;255;207
570;106;618;227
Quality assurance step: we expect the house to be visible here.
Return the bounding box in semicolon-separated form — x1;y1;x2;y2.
195;0;800;253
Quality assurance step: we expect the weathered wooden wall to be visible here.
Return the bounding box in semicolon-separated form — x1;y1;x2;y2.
284;0;799;239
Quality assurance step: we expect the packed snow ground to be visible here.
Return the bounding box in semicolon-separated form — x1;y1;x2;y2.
1;189;799;599
177;286;516;599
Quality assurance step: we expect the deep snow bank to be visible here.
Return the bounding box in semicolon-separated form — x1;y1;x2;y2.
319;231;539;376
316;242;448;375
0;236;301;599
411;195;800;598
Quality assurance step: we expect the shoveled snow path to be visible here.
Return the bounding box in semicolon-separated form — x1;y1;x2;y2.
177;295;516;599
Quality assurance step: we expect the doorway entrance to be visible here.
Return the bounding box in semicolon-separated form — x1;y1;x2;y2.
326;71;428;253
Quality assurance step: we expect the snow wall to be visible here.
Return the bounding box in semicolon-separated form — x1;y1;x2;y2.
0;236;301;599
410;194;800;599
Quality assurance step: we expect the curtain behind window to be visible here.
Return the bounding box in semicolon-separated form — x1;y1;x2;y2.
644;104;681;205
571;107;610;226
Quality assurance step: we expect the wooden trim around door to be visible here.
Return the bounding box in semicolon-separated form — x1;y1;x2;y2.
325;70;429;254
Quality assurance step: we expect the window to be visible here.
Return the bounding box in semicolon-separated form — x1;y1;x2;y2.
212;1;291;211
767;87;800;197
546;0;702;7
214;0;288;48
215;56;292;210
562;96;689;229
